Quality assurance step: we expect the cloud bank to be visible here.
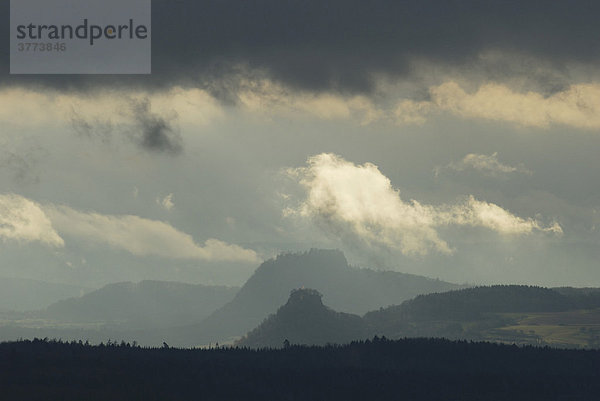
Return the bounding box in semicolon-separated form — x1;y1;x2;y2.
44;206;259;263
0;193;258;263
6;78;600;137
286;153;561;256
397;82;600;130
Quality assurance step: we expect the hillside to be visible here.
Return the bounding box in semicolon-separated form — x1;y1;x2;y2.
237;285;600;349
0;277;91;312
237;289;368;348
172;249;462;345
366;285;575;324
552;287;600;308
44;281;239;329
363;285;600;347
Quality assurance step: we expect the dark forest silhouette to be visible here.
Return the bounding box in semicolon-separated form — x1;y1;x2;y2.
1;337;599;400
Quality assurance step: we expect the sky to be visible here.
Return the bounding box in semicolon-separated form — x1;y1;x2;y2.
1;0;600;288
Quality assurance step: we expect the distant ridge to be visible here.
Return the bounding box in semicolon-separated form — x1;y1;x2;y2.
0;277;90;312
45;280;239;329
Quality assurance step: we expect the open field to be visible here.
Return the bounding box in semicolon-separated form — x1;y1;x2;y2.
491;309;600;348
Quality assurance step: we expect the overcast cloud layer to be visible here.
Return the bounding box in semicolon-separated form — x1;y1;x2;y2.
2;0;600;94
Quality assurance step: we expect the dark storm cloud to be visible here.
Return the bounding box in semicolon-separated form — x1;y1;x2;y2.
129;98;182;155
69;98;182;155
2;0;599;94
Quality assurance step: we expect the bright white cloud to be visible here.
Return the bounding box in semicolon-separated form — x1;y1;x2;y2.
437;152;531;177
286;153;561;256
439;196;562;235
44;205;259;263
0;194;64;247
396;81;600;129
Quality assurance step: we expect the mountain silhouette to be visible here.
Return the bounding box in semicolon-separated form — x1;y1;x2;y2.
172;249;461;346
237;288;368;348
